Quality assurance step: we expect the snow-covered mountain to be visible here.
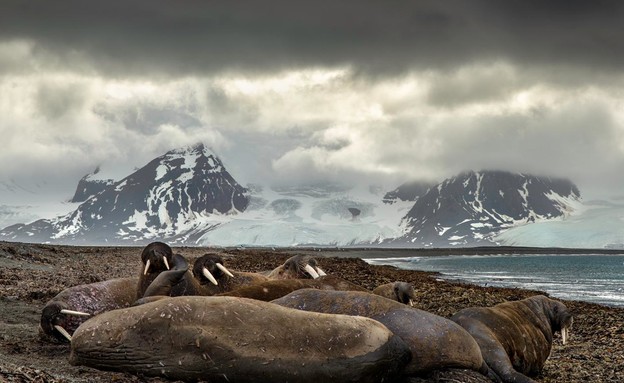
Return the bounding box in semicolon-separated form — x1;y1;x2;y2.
0;144;248;245
390;170;582;247
69;167;115;203
0;145;594;247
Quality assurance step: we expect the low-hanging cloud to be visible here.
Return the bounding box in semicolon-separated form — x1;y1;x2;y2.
2;1;624;203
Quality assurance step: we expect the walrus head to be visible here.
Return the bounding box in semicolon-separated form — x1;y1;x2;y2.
267;255;327;279
40;302;90;343
393;282;417;306
192;253;235;285
533;295;573;344
140;241;174;275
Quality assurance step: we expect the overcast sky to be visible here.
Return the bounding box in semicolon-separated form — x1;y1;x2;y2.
2;0;624;200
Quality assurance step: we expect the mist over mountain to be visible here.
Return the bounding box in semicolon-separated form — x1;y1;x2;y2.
0;145;604;248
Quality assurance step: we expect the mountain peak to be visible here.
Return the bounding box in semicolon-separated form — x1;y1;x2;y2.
392;170;581;247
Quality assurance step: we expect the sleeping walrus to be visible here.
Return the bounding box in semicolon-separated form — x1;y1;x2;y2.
70;296;411;382
450;295;572;383
273;288;499;380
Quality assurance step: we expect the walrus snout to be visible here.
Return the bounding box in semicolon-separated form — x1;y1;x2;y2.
268;255;326;279
192;253;235;286
140;242;174;275
40;302;91;342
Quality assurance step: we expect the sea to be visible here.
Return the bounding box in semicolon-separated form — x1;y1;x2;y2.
364;254;624;307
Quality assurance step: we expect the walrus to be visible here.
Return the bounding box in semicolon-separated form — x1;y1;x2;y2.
40;277;138;343
136;241;175;299
219;275;369;301
266;254;326;279
272;289;499;380
450;295;573;383
70;296;411;382
190;253;270;295
140;253;199;297
139;253;270;300
372;281;417;306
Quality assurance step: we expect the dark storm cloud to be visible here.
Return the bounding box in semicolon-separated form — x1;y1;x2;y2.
1;0;623;78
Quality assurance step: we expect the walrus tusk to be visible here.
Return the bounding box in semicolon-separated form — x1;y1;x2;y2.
561;328;568;345
60;309;91;317
143;259;151;275
408;299;415;307
54;325;73;342
203;267;219;285
315;267;327;276
163;256;170;270
216;263;234;277
304;264;320;279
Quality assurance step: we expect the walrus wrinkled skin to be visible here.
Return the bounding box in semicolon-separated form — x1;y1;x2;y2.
40;277;138;343
373;281;417;306
136;241;175;299
450;295;573;383
70;296;411;383
219;275;368;301
266;254;326;279
273;289;499;380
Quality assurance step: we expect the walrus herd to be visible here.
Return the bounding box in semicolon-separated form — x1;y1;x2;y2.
39;242;573;383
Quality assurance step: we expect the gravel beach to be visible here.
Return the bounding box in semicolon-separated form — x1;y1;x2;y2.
1;241;622;382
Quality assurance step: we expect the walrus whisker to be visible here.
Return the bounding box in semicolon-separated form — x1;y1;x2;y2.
203;267;219;285
163;256;170;270
216;263;234;278
304;264;320;279
54;325;72;342
143;259;151;275
60;309;91;317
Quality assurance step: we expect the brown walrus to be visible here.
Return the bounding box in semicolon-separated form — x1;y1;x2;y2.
40;277;138;343
450;295;573;383
266;254;326;279
219;275;369;301
372;281;417;306
70;296;411;382
139;253;269;300
272;289;499;380
136;241;175;299
190;253;269;295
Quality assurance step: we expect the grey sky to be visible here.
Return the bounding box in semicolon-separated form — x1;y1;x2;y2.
1;0;624;200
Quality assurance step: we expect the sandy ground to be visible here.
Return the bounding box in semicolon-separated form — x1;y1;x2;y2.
0;241;623;382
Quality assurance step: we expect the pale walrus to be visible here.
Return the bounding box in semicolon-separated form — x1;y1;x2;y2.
272;289;499;380
266;254;326;279
219;275;369;301
450;295;573;383
40;277;138;343
372;281;417;306
136;241;175;299
70;296;411;382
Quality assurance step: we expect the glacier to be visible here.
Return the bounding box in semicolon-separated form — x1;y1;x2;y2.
199;184;414;247
495;200;624;248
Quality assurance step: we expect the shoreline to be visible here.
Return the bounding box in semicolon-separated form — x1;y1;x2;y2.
1;241;623;382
